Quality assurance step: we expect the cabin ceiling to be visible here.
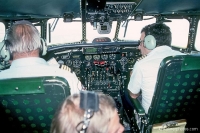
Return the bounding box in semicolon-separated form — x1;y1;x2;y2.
0;0;199;21
0;0;80;20
137;0;200;15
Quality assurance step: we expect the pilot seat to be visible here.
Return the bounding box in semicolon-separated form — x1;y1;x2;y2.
0;76;70;133
124;55;200;133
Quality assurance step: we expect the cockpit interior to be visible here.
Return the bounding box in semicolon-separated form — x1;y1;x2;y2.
0;0;200;133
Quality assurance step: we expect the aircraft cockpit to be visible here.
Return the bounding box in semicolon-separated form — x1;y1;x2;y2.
0;0;200;133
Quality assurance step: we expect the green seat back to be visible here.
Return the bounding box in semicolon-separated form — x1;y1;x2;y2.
0;76;70;133
148;55;200;125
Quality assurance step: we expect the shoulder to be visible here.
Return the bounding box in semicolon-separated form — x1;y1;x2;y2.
60;65;72;73
137;55;148;62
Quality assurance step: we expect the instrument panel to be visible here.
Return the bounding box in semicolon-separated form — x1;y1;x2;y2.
86;2;136;21
46;42;141;122
47;43;140;95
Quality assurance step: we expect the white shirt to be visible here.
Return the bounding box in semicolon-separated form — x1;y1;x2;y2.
0;57;82;94
128;46;185;113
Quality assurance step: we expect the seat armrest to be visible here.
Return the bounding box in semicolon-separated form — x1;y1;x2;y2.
130;98;145;115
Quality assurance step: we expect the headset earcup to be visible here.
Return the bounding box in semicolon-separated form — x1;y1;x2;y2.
144;35;156;50
0;41;10;61
40;38;47;56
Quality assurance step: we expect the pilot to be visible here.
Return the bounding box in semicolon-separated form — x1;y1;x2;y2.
50;91;124;133
127;23;185;113
0;20;82;94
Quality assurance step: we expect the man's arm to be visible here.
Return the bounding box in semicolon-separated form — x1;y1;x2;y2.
128;62;142;99
129;90;140;99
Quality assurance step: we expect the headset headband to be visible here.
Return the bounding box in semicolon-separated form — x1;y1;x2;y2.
76;91;99;133
80;91;99;111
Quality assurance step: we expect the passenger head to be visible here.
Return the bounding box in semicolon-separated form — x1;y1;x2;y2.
138;23;172;55
50;92;124;133
5;20;41;60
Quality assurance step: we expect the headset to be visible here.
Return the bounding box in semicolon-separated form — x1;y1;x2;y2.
143;25;156;50
40;38;47;56
76;91;99;133
0;20;47;62
0;40;9;61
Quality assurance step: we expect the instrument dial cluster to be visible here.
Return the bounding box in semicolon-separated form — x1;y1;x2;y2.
49;44;141;125
52;45;141;92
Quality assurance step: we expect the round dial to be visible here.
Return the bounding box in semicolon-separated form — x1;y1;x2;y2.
66;60;72;66
120;57;128;65
85;55;92;61
109;54;116;60
73;59;82;68
93;55;100;60
101;54;108;60
128;58;135;64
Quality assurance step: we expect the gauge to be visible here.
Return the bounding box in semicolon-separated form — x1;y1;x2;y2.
93;55;100;60
109;54;116;60
128;58;135;64
66;60;72;66
85;55;92;61
120;57;128;65
101;54;108;60
73;59;82;68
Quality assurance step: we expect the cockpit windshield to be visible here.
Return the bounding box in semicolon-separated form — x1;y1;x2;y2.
46;17;190;50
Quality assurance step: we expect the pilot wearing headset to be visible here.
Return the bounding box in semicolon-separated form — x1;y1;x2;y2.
0;20;82;94
50;91;124;133
127;23;185;114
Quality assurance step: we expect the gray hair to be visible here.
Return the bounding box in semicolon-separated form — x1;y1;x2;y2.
6;22;41;54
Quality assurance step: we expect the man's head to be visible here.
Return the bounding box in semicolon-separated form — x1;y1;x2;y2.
138;23;172;55
50;92;124;133
5;20;41;60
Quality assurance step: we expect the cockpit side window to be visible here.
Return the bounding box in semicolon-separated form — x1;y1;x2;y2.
0;23;5;42
194;20;200;51
165;19;189;49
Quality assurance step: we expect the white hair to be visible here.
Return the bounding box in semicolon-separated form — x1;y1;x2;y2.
6;22;41;54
